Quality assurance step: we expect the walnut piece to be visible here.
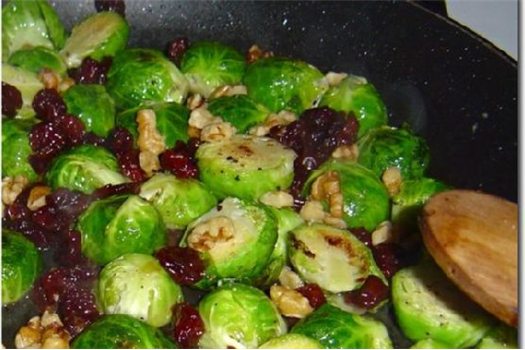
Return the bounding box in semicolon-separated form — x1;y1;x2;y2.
248;111;297;137
2;175;29;206
278;266;305;289
246;45;274;64
136;109;166;155
188;106;220;129
15;311;70;349
372;221;395;246
270;285;313;318
200;121;236;142
382;167;402;196
187;216;235;252
139;151;161;177
299;200;326;223
38;68;60;90
259;191;294;208
323;216;348;229
311;170;340;201
210;85;247;99
27;186;51;211
58;77;75;93
187;93;204;110
324;71;348;87
332;144;359;160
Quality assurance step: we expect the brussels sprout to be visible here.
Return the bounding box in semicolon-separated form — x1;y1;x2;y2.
63;85;116;137
410;339;452;349
243;57;328;114
256;207;304;286
139;173;217;230
2;230;42;304
303;159;390;231
8;46;67;75
196;135;296;200
60;12;130;68
180;41;246;97
319;75;387;137
2;0;66;61
198;283;286;348
76;194;166;265
2;118;38;181
116;102;189;148
107;48;189;110
180;197;277;289
45;145;128;194
476;324;518;349
97;254;183;327
2;64;44;118
392;260;494;348
391;178;451;229
288;223;384;293
291;303;393;349
259;334;324;349
357;126;430;180
207;95;270;133
71;314;177;349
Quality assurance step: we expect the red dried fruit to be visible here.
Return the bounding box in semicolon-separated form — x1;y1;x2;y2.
296;283;327;309
2;82;23;117
343;275;389;310
372;243;405;279
166;37;189;65
156;247;204;285
118;149;147;182
351;227;372;247
160;141;200;179
107;127;134;156
173;302;205;349
32;89;67;121
70;57;113;85
58;287;101;337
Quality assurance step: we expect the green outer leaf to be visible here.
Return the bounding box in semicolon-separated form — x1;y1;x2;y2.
97;254;183;327
207;95;270;133
38;0;66;49
116;102;189;148
139;173;217;230
357;126;430;180
198;283;286;349
181;41;247;97
63;84;116;137
291;304;393;349
2;64;44;118
410;339;453;349
45;145;128;194
303;159;390;231
8;46;67;75
71;314;178;349
476;323;518;349
319;75;387;137
60;11;130;68
107;48;189;110
2;229;42;304
77;195;166;265
2;118;38;181
243;57;328;114
259;334;325;349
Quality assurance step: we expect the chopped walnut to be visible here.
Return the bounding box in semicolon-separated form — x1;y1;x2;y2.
139;151;161;177
210;85;247;99
136;109;166;155
382;167;402;196
58;77;75;93
200;121;236;142
248;111;296;136
259;191;294;208
311;171;340;201
372;221;395;246
15;311;70;349
299;200;326;223
278;266;305;289
246;45;274;63
2;175;29;206
328;193;344;219
323;216;348;229
270;285;313;318
332;144;359;160
187;216;235;252
27;186;51;211
188;106;219;129
324;72;348;87
187;93;205;110
38;68;60;90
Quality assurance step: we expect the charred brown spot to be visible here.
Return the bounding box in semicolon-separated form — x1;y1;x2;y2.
291;236;316;258
237;144;254;156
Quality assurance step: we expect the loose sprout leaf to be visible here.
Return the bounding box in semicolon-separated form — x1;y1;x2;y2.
8;46;67;75
207;95;270;133
2;64;44;118
2;118;39;181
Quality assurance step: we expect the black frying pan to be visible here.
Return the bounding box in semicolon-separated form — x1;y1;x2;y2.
2;1;518;347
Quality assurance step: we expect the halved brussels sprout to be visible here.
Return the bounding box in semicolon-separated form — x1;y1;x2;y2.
476;323;518;349
2;0;66;60
7;47;67;75
116;102;189;148
2;118;38;181
410;339;452;349
357;126;430;180
76;194;166;265
45;145;128;194
180;41;246;97
291;303;393;349
71;314;177;349
288;223;384;293
198;283;286;349
180;197;277;289
97;253;183;327
60;11;130;68
319;75;387;137
207;95;270;133
139;173;217;230
63;85;116;137
255;207;304;287
259;334;324;349
303;159;390;231
196;135;296;200
392;260;494;348
2;230;43;304
107;48;189;110
243;57;328;114
2;64;44;118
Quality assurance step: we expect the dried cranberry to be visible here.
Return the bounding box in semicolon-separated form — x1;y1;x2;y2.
58;287;101;337
81;131;106;146
107;127;134;156
160;141;200;179
118;149;147;182
372;243;405;279
172;302;204;349
2;82;23;117
94;0;125;16
166;37;189;65
32;89;67;121
46;188;92;225
156;247;204;285
56;114;86;145
351;228;372;247
29;121;66;157
343;275;389;310
56;229;87;267
91;182;142;200
70;57;113;85
296;283;326;309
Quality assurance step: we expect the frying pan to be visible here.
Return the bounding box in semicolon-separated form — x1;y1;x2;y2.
2;1;518;348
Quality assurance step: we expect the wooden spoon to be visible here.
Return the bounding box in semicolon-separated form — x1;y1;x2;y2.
420;189;518;327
